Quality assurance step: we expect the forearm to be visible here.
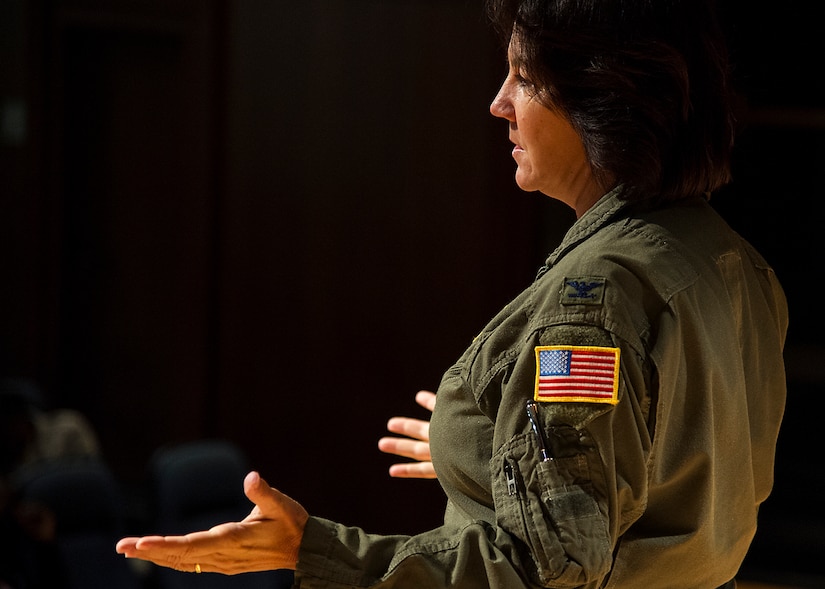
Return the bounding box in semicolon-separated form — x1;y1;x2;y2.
294;516;537;589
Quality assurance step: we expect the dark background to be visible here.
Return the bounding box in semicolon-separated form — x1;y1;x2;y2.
1;0;823;586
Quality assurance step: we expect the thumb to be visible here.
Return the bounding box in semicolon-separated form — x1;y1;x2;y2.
243;471;309;535
243;471;301;519
244;471;276;507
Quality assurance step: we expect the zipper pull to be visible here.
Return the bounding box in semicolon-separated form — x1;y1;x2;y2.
504;461;517;496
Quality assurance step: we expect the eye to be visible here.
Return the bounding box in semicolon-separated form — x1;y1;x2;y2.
514;71;538;93
504;58;538;94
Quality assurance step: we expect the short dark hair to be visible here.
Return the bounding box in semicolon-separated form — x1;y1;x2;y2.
487;0;735;202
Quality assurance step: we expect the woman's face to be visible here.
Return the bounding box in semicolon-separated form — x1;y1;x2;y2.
490;41;604;216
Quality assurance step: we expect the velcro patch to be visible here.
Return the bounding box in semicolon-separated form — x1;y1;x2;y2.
560;276;606;305
534;345;620;404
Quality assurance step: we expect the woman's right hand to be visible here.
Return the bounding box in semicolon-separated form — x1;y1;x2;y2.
377;390;437;479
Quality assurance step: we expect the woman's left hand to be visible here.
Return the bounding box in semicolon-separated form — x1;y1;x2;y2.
378;390;437;479
115;471;308;574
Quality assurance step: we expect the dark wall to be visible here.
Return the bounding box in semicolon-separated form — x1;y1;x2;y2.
211;0;571;531
1;0;823;583
2;0;574;537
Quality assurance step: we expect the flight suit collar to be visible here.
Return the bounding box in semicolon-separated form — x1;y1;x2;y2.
538;185;629;278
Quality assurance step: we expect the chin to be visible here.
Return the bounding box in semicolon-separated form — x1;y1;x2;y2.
514;175;538;193
514;169;531;191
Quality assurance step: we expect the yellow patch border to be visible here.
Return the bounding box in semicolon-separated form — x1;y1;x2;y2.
533;345;620;404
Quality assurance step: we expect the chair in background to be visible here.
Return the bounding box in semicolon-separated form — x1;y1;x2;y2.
11;457;143;589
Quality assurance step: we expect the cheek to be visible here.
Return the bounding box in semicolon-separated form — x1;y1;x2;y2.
533;115;586;170
523;131;562;175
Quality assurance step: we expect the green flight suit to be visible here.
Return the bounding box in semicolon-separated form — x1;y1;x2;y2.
294;187;788;588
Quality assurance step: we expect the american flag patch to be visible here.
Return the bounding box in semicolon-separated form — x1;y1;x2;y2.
534;346;620;404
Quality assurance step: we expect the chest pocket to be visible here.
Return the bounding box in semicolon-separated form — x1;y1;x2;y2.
491;433;611;588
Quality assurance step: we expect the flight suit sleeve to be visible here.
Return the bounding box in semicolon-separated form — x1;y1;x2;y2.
295;516;535;589
486;323;652;588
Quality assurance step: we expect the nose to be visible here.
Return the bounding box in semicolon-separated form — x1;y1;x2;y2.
490;79;515;122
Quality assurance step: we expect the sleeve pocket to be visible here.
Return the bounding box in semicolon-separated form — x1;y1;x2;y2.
491;435;611;588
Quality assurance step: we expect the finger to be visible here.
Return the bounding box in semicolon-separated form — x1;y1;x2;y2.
415;390;437;412
116;537;140;555
120;532;204;570
378;437;431;461
128;524;246;572
386;417;430;441
133;529;220;558
388;462;437;479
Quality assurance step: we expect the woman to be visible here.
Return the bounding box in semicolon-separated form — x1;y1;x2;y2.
117;0;788;587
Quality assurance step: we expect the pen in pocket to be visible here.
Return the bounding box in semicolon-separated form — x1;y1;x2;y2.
526;400;554;462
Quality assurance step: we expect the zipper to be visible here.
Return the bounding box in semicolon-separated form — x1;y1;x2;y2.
504;461;517;496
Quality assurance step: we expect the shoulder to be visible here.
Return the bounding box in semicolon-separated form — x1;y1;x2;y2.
530;202;725;351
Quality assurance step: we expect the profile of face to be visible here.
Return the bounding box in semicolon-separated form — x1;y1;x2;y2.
490;38;604;216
